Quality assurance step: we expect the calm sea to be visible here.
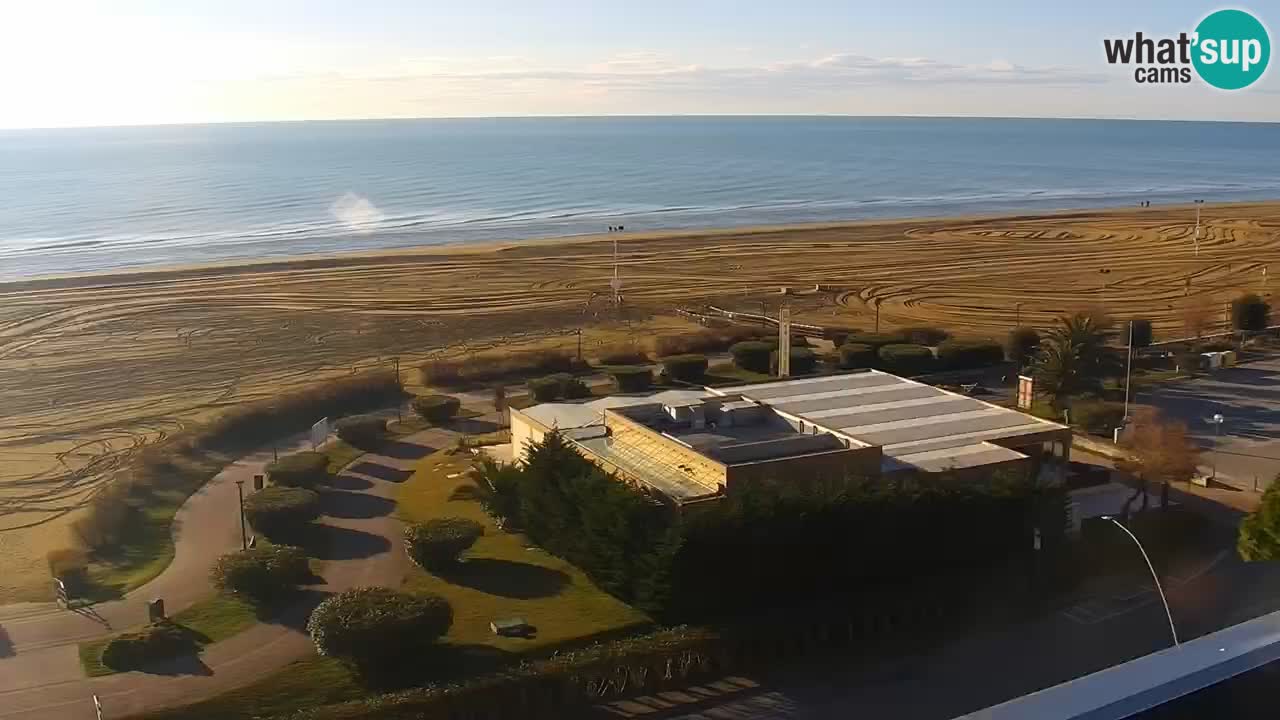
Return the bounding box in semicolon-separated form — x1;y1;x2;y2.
1;116;1278;279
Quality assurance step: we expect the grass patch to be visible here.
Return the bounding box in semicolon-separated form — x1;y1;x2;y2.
704;361;772;386
79;638;113;677
398;451;650;653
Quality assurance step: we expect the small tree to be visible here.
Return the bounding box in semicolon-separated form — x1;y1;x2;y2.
1006;327;1041;369
774;347;817;374
266;452;329;488
405;518;484;570
936;339;1004;370
307;587;452;678
412;395;461;424
729;341;773;374
660;354;709;382
877;344;934;375
1239;475;1280;561
1181;296;1214;340
243;487;321;541
838;343;876;370
1232;293;1270;333
608;366;653;392
335;415;387;449
901;326;951;346
1117;408;1200;513
212;545;310;606
1128;319;1153;348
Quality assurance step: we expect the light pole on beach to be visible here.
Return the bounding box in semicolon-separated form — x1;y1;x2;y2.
1194;199;1204;256
1100;515;1179;647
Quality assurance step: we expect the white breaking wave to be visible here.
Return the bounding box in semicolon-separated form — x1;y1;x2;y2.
329;192;387;234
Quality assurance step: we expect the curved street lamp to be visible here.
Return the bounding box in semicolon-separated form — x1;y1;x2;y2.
1101;515;1179;647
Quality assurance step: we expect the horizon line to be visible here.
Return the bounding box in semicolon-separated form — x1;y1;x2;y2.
3;112;1278;132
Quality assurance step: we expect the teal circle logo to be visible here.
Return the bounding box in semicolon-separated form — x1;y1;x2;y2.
1192;9;1270;89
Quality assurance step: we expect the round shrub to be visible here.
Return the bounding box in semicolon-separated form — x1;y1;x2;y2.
412;394;461;424
1007;327;1041;368
335;415;387;449
307;587;453;673
212;545;310;606
901;326;951;346
556;374;592;399
405;517;484;570
838;343;877;370
530;372;591;400
730;341;773;374
266;451;329;488
661;354;709;382
101;621;195;670
243;487;320;540
1128;319;1154;348
527;376;561;402
47;548;89;597
845;332;908;349
608;366;653;393
773;347;817;374
878;344;936;375
1069;399;1126;436
937;339;1005;370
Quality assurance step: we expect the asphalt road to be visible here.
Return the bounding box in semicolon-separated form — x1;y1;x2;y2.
1138;356;1280;491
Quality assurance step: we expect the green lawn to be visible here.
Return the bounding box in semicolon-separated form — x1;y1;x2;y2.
78;593;260;676
132;655;362;720
397;450;650;653
704;361;772;386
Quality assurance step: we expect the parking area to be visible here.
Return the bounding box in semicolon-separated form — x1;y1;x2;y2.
1140;356;1280;491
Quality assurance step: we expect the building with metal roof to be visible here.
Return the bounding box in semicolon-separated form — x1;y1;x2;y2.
509;370;1070;505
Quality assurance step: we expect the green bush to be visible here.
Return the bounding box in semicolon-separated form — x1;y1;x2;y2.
412;395;461;424
595;343;649;365
1240;475;1280;561
404;517;484;570
1128;319;1153;348
527;376;561;402
838;343;877;370
47;548;89;597
729;341;773;374
307;587;453;675
845;331;908;349
1232;293;1270;333
1069;399;1126;436
878;344;935;375
266;452;330;488
608;366;653;393
70;482;140;552
243;487;321;541
101;621;197;670
1006;327;1041;368
653;325;766;356
334;415;386;449
774;347;817;374
530;372;590;400
936;339;1005;370
661;354;709;382
901;326;951;346
420;350;575;388
211;545;311;606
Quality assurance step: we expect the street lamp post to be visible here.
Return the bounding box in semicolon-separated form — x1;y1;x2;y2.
1123;320;1134;420
1209;413;1225;481
1194;199;1204;256
1015;302;1023;327
234;480;247;551
1100;515;1179;647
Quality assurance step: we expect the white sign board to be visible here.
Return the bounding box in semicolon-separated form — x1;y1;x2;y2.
310;417;330;449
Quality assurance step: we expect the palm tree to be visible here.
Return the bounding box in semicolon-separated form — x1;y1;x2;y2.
1032;334;1085;407
1033;311;1113;407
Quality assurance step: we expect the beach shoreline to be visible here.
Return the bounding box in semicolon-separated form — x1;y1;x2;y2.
3;199;1276;292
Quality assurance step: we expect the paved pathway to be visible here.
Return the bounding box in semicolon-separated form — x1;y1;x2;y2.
0;427;452;720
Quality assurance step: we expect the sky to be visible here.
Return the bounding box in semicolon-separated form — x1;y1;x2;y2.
0;0;1277;128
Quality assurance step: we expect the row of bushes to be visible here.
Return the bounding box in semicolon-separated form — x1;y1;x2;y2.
528;373;592;402
728;342;818;375
420;350;582;388
67;371;404;557
652;325;770;357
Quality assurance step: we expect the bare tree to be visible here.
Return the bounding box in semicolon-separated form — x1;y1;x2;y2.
1117;407;1201;513
1181;295;1215;340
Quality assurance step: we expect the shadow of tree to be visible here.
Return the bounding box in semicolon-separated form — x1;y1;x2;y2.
328;473;374;491
448;484;487;502
348;462;412;483
438;558;570;599
305;524;392;561
135;651;214;677
319;489;396;520
452;418;504;434
377;440;434;461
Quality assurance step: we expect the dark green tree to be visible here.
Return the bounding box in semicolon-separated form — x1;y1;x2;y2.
1128;319;1153;348
1232;293;1270;333
1006;327;1041;369
1239;475;1280;561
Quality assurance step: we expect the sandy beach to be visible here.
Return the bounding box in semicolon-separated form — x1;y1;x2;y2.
2;201;1278;600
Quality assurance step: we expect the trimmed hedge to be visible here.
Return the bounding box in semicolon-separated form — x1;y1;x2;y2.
845;331;908;349
594;344;649;366
528;373;591;402
936;339;1005;370
608;366;653;393
266;452;330;489
774;347;817;374
335;415;386;449
412;395;460;424
901;326;951;346
878;344;935;375
243;487;321;541
653;325;766;357
838;343;876;370
420;350;576;388
307;587;453;675
661;354;709;382
404;518;484;570
47;548;89;597
1070;399;1126;436
729;341;773;374
101;621;197;671
211;545;311;606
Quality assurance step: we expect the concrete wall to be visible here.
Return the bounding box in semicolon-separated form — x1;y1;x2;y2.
509;407;548;462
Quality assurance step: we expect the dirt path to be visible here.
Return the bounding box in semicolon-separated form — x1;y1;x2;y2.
0;427;450;720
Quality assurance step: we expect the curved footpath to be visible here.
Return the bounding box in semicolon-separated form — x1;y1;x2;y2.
0;427;451;720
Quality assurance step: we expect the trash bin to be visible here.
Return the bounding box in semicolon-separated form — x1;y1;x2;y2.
148;598;165;623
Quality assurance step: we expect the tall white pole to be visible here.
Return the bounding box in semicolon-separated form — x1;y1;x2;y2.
1124;320;1134;420
1194;201;1202;257
1104;517;1179;647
